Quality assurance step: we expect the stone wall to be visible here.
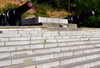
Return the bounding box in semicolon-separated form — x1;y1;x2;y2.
22;17;76;28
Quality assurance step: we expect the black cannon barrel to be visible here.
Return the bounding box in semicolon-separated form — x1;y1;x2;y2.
2;1;34;25
66;11;95;23
15;1;33;16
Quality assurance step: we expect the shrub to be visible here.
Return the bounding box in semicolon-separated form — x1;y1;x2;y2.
74;0;100;27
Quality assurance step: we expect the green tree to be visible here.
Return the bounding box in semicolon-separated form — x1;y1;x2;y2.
74;0;100;27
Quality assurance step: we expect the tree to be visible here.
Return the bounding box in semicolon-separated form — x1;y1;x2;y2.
74;0;100;27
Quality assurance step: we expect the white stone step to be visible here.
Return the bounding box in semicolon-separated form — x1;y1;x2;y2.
53;57;100;68
3;51;100;68
1;38;100;46
1;36;100;42
0;39;100;53
1;30;100;37
91;65;100;68
0;44;96;59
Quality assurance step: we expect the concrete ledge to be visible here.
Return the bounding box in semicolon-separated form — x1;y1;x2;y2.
42;23;77;28
0;26;47;29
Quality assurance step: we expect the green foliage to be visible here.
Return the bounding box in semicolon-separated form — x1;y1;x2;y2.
49;0;68;9
0;3;19;13
74;0;100;27
34;4;51;17
32;0;68;17
32;0;68;9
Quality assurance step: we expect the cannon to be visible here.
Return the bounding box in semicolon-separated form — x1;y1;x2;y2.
0;1;33;26
65;11;95;27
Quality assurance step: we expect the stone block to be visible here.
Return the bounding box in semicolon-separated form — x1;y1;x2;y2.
0;53;10;59
31;37;46;40
84;49;91;53
79;45;86;49
31;34;42;37
87;45;94;48
95;44;100;47
35;55;50;61
30;44;44;49
5;41;30;46
0;60;11;67
0;38;9;41
23;66;36;68
53;53;63;58
70;36;77;38
2;30;18;34
81;38;89;41
57;39;67;42
46;39;57;43
11;50;33;57
62;36;70;39
59;33;66;36
74;50;83;55
67;24;77;28
12;57;34;65
33;28;42;31
46;36;54;39
52;33;59;36
43;33;52;36
60;47;69;51
18;31;30;34
0;34;20;37
0;47;8;52
45;31;58;34
74;63;90;68
42;23;60;28
66;42;76;45
36;61;59;68
10;37;30;41
7;46;16;51
69;46;79;50
33;48;60;54
60;59;76;65
58;42;66;46
30;40;44;44
65;52;73;56
55;36;63;39
16;46;27;50
50;48;60;52
0;42;4;46
75;57;83;62
44;43;58;48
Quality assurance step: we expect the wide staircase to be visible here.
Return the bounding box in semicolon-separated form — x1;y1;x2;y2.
0;27;100;68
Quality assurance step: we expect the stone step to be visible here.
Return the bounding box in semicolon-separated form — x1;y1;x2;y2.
91;65;100;68
1;30;100;37
1;37;100;42
1;38;100;46
0;40;100;52
47;27;83;31
0;34;100;41
0;30;100;35
53;57;100;68
1;36;99;41
0;43;96;59
3;51;100;68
